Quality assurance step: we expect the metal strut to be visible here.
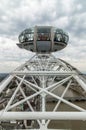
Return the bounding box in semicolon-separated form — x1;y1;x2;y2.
0;54;86;130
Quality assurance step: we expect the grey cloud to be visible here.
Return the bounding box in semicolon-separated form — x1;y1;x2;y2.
0;0;86;72
0;0;85;41
65;15;86;40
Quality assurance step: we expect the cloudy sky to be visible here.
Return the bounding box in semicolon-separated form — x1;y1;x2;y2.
0;0;86;73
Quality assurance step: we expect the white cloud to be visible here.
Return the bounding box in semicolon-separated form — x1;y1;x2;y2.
77;4;83;10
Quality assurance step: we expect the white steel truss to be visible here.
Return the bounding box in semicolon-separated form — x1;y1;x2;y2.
0;53;86;130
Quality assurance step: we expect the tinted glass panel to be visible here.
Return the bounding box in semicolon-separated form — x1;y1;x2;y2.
54;33;63;42
19;28;34;43
37;28;50;33
37;28;51;41
54;28;69;43
63;34;69;43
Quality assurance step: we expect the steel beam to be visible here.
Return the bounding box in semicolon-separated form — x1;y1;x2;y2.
0;75;14;93
0;112;86;120
73;75;86;91
12;71;75;76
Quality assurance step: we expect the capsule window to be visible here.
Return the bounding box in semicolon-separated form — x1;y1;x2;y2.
54;33;63;42
37;28;51;41
63;34;69;43
19;35;24;43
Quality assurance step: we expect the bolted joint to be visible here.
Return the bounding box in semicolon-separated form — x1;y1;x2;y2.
41;91;46;97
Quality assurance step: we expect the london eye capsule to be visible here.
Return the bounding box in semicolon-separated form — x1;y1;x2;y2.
17;26;69;53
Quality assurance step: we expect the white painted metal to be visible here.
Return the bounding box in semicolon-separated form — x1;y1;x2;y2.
0;112;86;120
73;75;86;91
12;71;75;76
45;90;85;112
8;90;42;110
0;53;86;130
46;80;72;126
0;75;14;93
4;75;25;111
